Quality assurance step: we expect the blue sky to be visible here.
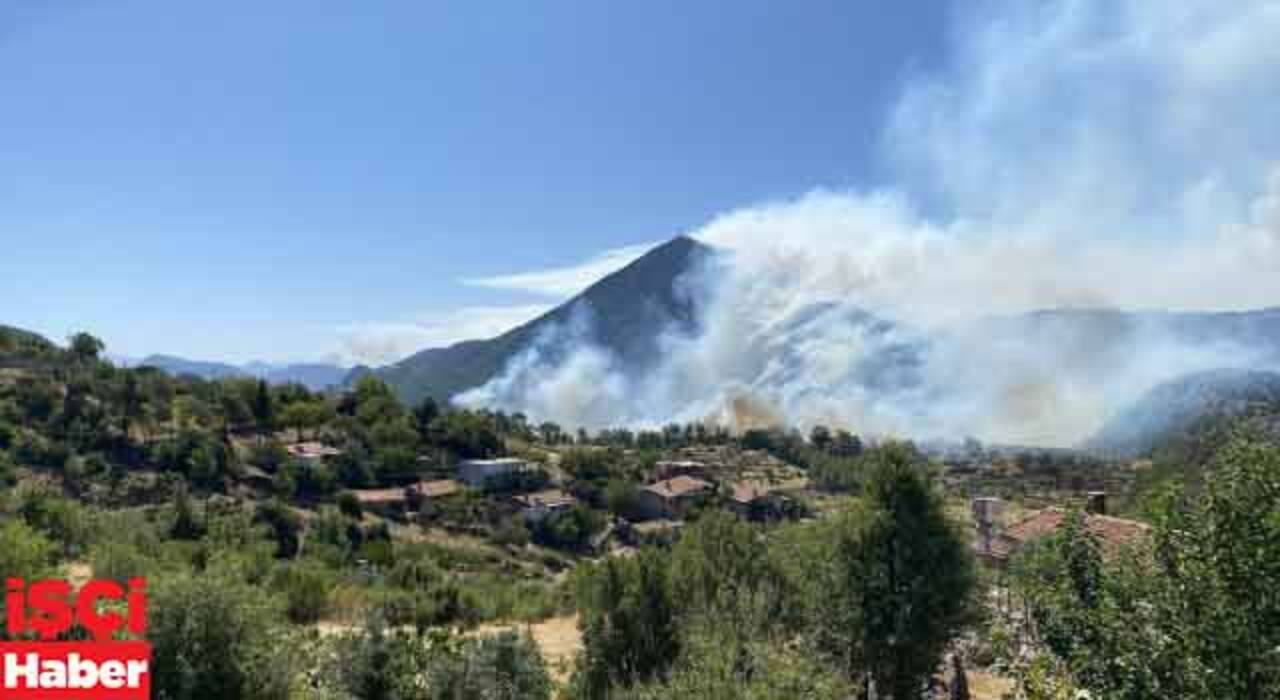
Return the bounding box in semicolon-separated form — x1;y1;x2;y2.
0;1;950;365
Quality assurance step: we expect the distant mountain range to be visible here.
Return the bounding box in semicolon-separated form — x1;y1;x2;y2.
359;235;711;406
131;355;348;391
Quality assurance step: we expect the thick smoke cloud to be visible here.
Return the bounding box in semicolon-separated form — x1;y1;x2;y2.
457;0;1280;446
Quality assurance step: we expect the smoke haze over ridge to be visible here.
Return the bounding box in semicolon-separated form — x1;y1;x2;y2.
457;0;1280;446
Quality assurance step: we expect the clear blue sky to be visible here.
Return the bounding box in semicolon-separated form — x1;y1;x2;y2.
0;1;949;364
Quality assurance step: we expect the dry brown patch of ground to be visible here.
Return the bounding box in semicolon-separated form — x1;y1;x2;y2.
65;562;93;589
969;669;1015;699
473;614;581;683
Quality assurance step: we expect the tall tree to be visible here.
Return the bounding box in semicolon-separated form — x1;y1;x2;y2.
120;372;143;439
412;396;439;443
810;424;833;451
252;379;274;440
822;443;975;699
68;332;104;365
574;550;680;698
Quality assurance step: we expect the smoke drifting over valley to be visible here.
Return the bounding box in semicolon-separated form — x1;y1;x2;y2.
457;0;1280;446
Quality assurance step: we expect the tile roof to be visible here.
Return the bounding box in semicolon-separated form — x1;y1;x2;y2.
730;481;772;504
992;508;1150;560
643;475;713;500
351;487;407;505
411;479;462;498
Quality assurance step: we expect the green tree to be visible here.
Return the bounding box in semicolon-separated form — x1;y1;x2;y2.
252;380;274;439
573;549;680;698
821;443;975;698
170;487;206;540
1014;430;1280;699
68;332;104;364
254;500;302;559
669;512;788;632
119;371;144;438
412;396;440;443
809;424;832;451
327;612;431;700
619;622;853;700
427;630;553;700
277;401;311;441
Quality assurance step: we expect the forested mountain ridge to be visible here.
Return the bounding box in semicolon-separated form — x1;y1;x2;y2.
363;235;713;405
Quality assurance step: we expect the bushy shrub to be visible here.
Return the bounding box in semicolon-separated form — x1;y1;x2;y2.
491;516;531;547
253;500;301;559
14;485;94;558
324;619;551;700
427;630;552;700
337;491;363;519
0;519;56;580
148;574;297;700
274;561;334;624
532;505;605;551
89;541;153;585
248;441;289;472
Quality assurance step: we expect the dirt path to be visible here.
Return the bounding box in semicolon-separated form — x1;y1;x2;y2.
473;615;581;683
970;670;1015;699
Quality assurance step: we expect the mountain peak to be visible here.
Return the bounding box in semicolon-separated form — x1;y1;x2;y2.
371;236;715;405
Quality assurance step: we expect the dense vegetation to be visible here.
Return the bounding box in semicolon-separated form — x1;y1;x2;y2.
1004;430;1280;699
568;445;974;699
3;325;1278;698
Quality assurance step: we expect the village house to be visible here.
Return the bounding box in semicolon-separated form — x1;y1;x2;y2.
457;457;533;488
727;481;797;521
350;487;409;518
352;479;464;519
636;475;714;520
973;493;1149;569
285;441;342;465
512;489;576;523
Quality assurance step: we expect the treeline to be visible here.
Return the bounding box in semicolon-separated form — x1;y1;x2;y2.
0;332;527;502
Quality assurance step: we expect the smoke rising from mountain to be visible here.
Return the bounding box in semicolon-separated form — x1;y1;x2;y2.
457;0;1280;446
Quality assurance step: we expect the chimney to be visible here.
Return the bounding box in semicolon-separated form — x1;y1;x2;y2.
971;497;1005;555
1086;491;1107;516
971;497;1005;526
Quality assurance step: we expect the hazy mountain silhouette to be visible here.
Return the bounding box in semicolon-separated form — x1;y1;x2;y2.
363;235;712;405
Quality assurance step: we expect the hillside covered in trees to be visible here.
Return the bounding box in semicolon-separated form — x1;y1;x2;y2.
2;324;1278;699
363;236;712;406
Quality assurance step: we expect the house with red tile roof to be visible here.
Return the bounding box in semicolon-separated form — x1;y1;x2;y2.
636;475;713;520
975;503;1149;568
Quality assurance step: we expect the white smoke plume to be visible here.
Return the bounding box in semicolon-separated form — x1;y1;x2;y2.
457;0;1280;446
